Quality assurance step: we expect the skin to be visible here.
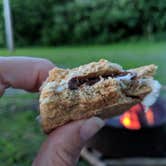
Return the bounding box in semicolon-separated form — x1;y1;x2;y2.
0;57;105;166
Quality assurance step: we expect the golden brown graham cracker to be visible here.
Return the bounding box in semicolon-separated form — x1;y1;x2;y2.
39;59;158;133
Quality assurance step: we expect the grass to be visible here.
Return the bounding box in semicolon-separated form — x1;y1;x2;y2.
0;41;166;84
0;94;42;166
0;41;165;165
0;93;89;166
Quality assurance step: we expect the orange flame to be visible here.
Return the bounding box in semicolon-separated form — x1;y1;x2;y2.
120;104;141;130
120;104;155;130
145;108;154;125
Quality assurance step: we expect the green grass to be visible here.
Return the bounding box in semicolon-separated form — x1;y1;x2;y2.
0;41;165;165
0;110;43;166
1;41;165;84
0;94;89;166
0;94;41;166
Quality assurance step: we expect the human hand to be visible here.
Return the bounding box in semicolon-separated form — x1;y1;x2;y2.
0;57;54;94
0;57;105;166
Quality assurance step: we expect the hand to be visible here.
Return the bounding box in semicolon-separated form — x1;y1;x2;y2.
0;57;105;166
0;57;54;94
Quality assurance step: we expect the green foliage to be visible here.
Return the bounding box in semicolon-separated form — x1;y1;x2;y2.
10;0;55;46
6;0;166;46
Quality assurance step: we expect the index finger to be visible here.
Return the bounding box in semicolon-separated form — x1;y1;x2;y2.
0;57;55;92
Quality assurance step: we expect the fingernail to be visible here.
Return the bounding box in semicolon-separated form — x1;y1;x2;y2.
80;117;105;142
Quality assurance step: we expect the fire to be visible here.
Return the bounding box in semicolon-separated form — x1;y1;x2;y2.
120;104;141;130
120;104;155;130
145;108;154;125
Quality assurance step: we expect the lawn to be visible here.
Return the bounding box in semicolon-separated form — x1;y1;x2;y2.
0;41;165;84
0;41;165;166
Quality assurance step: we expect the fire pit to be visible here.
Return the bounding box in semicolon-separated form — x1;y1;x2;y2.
81;89;166;165
87;97;166;158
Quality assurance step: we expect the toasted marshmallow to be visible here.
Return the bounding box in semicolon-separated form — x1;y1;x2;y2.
142;78;161;111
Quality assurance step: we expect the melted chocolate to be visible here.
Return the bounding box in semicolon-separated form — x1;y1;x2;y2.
68;71;136;90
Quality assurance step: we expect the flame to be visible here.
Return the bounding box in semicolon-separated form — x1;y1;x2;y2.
120;104;155;130
120;104;141;130
145;108;154;125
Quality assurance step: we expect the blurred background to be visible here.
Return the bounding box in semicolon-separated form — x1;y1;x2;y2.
0;0;166;165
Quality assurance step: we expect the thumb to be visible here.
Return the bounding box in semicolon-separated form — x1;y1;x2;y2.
33;117;105;166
